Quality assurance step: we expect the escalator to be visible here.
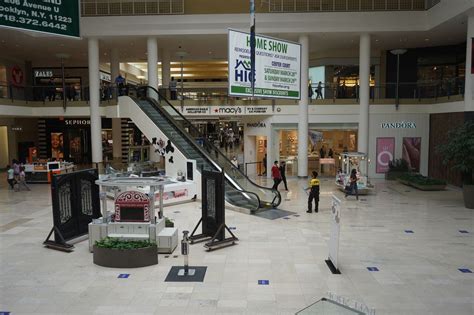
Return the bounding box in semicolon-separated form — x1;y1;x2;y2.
126;86;281;213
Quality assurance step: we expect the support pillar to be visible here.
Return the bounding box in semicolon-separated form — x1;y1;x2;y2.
298;34;309;177
358;33;370;156
147;37;158;98
112;118;122;163
465;14;474;111
162;49;171;97
110;48;120;87
88;38;103;166
358;33;371;177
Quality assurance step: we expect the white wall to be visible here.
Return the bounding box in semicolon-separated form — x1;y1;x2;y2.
368;113;430;179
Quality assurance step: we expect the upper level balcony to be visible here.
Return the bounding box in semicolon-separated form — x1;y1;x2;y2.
80;0;441;17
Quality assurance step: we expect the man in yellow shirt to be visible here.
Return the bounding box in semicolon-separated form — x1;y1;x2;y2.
306;171;320;213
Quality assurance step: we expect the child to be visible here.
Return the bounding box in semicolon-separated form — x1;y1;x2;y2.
6;165;15;189
306;171;320;213
16;166;31;191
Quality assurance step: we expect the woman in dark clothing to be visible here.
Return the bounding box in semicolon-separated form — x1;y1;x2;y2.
345;168;359;200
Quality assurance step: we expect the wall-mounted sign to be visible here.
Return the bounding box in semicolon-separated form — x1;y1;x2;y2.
246;122;266;128
65;119;90;126
11;126;22;131
11;65;23;85
0;0;80;38
182;106;210;115
376;137;395;173
381;121;416;129
99;71;111;82
34;70;53;78
402;137;421;172
228;29;301;100
211;106;244;115
245;106;271;114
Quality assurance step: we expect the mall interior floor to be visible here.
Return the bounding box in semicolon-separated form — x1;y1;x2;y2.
0;175;472;314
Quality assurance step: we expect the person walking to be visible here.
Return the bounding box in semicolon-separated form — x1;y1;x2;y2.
279;161;288;191
115;74;126;96
345;168;359;200
12;159;20;182
316;81;323;99
262;153;267;176
6;165;15;190
169;77;177;100
308;81;314;103
16;166;30;191
271;161;282;190
305;171;320;213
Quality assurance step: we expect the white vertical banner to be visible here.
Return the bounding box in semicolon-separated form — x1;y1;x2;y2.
327;194;341;273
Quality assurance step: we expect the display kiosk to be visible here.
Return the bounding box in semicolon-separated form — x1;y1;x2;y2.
88;177;179;254
24;161;75;183
335;152;374;195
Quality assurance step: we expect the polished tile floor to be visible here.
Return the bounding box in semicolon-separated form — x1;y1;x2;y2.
0;175;473;314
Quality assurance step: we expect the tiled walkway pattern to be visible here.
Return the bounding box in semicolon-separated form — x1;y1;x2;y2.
0;175;473;314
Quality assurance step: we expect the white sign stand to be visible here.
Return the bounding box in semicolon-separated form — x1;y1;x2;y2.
326;194;341;274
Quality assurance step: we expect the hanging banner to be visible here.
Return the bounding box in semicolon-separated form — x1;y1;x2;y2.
327;194;341;274
376;137;395;173
308;130;323;145
0;1;80;38
228;29;301;100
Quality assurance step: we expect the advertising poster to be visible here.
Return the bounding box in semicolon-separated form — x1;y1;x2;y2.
50;132;64;160
228;29;301;99
402;137;421;172
328;194;341;272
0;1;80;38
376;137;395;173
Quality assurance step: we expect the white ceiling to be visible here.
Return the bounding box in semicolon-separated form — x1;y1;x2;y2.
0;10;467;67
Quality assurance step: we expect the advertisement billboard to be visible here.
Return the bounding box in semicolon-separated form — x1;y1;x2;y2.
0;1;80;38
376;137;395;173
228;29;301;99
402;137;421;172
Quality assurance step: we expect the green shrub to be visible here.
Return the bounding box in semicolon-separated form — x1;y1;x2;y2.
388;159;409;172
165;217;174;227
398;173;446;186
95;237;155;250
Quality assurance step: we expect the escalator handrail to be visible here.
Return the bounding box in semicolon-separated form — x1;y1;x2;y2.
128;89;264;209
134;85;281;207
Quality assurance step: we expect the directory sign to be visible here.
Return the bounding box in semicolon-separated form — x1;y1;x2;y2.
228;29;301;99
0;0;80;38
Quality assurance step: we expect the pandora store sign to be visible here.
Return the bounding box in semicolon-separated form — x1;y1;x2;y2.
380;121;416;129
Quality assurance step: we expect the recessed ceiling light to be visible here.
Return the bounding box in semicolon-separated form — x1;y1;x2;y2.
375;39;379;42
424;38;430;41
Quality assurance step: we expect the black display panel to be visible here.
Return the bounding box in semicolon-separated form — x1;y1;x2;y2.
187;161;193;181
120;207;145;222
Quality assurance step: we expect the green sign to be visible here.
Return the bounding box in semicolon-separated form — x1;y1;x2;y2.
0;0;80;38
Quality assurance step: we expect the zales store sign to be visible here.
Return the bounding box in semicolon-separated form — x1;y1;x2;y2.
381;121;416;129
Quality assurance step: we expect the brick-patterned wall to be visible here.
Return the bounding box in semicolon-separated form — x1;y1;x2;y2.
429;112;468;187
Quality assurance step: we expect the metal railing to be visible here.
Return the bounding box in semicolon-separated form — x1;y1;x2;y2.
81;0;184;16
268;0;438;12
0;78;464;105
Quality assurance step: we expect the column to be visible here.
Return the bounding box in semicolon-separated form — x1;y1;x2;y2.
88;38;103;166
297;34;309;177
162;49;171;97
110;48;120;85
465;14;474;111
358;33;370;156
112;118;122;162
147;37;158;96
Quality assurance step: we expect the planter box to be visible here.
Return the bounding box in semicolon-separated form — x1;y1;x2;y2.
463;185;474;209
409;183;446;191
397;179;446;191
93;245;158;268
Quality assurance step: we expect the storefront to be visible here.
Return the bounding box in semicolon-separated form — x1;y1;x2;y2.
368;113;429;178
38;118;113;164
32;67;88;101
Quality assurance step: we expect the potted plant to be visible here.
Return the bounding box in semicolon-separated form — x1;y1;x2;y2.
437;121;474;209
93;237;158;268
385;158;409;180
